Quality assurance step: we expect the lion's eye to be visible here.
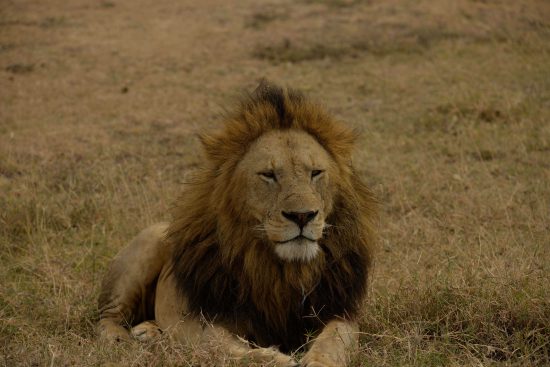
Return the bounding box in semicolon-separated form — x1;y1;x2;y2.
258;170;277;182
311;170;324;179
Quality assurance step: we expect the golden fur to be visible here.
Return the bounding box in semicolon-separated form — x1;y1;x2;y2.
98;81;377;366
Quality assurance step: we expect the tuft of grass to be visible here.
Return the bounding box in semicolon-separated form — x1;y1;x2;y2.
39;16;67;28
358;278;549;365
252;25;486;64
301;0;364;8
253;39;345;63
245;7;289;30
5;63;34;74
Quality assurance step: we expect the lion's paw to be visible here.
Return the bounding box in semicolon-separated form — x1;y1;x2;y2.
247;347;299;367
131;321;162;342
301;362;329;367
98;320;131;342
301;351;343;367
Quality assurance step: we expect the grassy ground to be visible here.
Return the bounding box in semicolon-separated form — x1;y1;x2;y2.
1;0;549;365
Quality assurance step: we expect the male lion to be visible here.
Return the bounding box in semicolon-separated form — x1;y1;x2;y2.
98;81;377;366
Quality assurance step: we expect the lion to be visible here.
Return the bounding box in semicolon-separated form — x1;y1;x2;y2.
97;80;377;366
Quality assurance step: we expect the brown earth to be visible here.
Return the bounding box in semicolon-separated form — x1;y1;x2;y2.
1;0;549;366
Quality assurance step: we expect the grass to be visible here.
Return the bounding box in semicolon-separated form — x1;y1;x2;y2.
1;0;549;366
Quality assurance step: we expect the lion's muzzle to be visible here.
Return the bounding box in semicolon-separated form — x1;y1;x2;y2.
281;210;318;229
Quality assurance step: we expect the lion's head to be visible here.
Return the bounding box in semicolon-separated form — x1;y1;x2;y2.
230;128;335;262
167;81;376;351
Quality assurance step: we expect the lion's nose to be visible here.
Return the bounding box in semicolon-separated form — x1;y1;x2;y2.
282;210;318;229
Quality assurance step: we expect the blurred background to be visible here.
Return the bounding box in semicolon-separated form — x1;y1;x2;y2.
1;0;549;365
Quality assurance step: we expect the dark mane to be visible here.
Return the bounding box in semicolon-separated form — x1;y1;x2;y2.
166;81;376;352
241;79;305;128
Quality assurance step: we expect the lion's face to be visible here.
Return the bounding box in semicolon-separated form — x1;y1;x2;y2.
236;129;336;262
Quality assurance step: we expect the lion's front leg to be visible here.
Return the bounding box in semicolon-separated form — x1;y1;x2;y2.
301;320;358;367
164;319;298;366
156;271;298;366
199;324;298;367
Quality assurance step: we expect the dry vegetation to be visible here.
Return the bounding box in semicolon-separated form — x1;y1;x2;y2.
1;0;549;366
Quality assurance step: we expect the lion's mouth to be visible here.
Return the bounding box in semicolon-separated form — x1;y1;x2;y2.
275;234;317;244
273;236;320;262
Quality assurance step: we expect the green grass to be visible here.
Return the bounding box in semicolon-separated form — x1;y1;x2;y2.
1;0;549;365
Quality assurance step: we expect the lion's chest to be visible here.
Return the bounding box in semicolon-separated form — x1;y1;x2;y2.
206;268;358;352
174;241;367;352
183;266;334;351
235;286;331;352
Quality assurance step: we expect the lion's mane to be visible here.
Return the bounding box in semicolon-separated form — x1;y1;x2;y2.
166;82;376;352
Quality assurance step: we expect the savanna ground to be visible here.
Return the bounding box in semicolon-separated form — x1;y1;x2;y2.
1;0;549;365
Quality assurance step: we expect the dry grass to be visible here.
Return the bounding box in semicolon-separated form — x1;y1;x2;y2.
1;0;549;366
